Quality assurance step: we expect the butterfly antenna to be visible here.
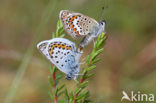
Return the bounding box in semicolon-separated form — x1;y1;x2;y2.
99;6;108;21
100;7;105;21
99;0;109;21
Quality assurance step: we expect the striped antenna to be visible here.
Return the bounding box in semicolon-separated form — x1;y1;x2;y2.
99;0;109;21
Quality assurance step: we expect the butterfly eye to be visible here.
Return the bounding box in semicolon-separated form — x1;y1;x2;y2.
66;76;72;80
66;74;72;80
100;20;106;26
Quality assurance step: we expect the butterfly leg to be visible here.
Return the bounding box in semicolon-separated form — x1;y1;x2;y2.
74;74;83;76
79;35;88;48
74;78;79;83
73;74;84;82
93;38;95;45
79;33;94;48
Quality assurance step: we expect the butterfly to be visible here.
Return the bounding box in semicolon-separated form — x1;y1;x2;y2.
37;38;82;80
59;10;106;50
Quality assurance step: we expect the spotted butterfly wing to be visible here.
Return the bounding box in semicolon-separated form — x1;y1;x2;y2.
59;10;99;38
37;38;81;80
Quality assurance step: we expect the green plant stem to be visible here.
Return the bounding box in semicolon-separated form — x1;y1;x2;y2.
72;33;106;103
48;20;65;103
73;68;88;103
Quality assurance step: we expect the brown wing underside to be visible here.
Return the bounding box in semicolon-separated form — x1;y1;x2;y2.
59;10;99;38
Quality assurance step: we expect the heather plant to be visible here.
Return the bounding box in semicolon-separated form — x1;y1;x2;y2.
48;20;107;103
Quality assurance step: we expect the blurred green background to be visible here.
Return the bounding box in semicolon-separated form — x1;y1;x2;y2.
0;0;156;103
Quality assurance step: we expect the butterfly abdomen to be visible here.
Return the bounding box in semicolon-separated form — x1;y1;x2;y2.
79;34;94;48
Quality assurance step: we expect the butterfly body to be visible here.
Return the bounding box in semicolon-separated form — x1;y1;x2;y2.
59;10;106;48
37;38;81;80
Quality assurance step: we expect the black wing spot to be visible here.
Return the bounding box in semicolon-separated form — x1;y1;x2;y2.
56;61;59;63
55;56;57;58
65;60;67;62
61;64;64;67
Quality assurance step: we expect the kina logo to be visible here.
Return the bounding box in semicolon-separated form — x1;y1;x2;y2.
121;91;154;102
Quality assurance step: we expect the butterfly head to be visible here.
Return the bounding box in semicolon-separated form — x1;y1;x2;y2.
99;20;106;30
66;63;80;80
66;75;72;80
96;20;106;36
66;74;79;81
66;73;76;80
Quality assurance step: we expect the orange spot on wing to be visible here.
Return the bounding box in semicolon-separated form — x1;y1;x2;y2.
66;46;72;50
62;45;66;49
73;28;76;31
76;31;79;36
50;50;53;54
51;45;54;50
68;15;80;36
58;44;62;48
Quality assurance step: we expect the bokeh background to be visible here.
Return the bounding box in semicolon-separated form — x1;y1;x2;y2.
0;0;156;103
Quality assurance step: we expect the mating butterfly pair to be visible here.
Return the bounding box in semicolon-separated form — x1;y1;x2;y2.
37;10;106;80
